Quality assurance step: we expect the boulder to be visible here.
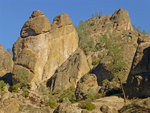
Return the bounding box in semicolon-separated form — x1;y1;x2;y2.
52;13;72;28
0;44;13;77
54;100;81;113
125;35;150;98
48;49;90;92
13;10;78;90
21;10;51;38
110;8;133;31
75;73;100;100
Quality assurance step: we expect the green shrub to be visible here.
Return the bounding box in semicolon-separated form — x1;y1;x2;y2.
0;80;6;91
59;87;76;103
85;87;98;100
79;102;95;111
90;22;95;26
22;87;29;98
10;83;21;93
100;33;127;78
17;69;29;87
102;79;109;85
46;94;57;109
75;21;95;52
92;59;101;65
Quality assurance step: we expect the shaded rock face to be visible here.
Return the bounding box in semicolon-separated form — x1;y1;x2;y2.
125;35;150;98
75;73;100;100
13;10;78;90
0;44;13;77
48;49;90;92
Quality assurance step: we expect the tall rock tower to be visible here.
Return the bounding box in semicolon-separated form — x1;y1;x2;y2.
12;10;78;90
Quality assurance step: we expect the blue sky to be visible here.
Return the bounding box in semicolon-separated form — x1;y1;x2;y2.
0;0;150;50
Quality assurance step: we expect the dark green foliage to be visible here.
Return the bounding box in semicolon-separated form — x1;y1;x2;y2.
0;80;6;91
102;34;127;78
90;22;95;26
59;87;76;103
10;83;21;92
75;21;95;52
79;102;96;111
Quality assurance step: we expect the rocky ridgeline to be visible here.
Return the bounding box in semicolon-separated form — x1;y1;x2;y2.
0;8;150;113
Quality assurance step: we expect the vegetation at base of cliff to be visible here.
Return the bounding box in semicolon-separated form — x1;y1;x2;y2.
79;101;96;111
22;87;29;98
9;83;21;92
46;93;57;108
59;87;76;103
0;80;6;91
75;21;95;53
16;69;29;87
97;33;127;78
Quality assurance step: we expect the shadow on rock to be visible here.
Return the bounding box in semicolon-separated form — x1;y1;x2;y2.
0;73;13;85
119;104;150;113
90;63;113;86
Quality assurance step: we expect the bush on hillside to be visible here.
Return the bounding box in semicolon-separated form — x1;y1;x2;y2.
59;87;76;103
75;21;95;52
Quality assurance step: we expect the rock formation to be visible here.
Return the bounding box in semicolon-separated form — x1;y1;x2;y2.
84;8;138;86
0;44;13;77
13;10;78;89
75;73;100;100
125;35;150;98
1;8;150;113
86;8;133;37
48;48;90;92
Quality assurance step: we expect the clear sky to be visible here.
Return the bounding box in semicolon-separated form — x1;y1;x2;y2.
0;0;150;50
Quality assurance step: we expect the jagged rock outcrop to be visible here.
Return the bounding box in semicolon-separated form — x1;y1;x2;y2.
48;49;90;92
0;44;13;77
86;8;133;37
75;73;100;100
125;35;150;98
13;10;78;89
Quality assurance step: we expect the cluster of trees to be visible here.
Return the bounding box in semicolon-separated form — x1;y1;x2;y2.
133;25;148;35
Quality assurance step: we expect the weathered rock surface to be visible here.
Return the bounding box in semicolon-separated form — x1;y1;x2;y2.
54;99;81;113
119;98;150;113
0;44;13;77
125;35;150;98
86;8;133;37
13;10;78;89
75;73;100;100
21;10;51;38
48;49;90;92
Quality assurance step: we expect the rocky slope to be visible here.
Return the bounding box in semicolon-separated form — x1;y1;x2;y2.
0;8;150;113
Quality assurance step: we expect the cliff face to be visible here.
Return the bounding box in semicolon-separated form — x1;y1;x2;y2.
125;35;150;98
0;8;150;113
13;10;78;90
0;44;13;77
